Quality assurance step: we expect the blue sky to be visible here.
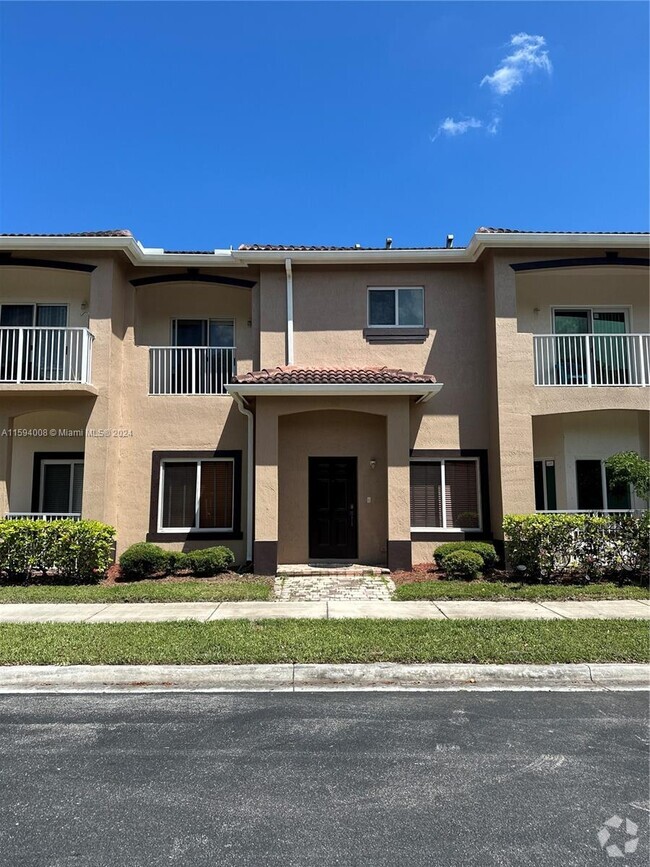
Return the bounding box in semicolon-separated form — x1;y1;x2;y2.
0;1;648;249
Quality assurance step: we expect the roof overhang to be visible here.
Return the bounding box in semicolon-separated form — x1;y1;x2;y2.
226;382;444;403
0;232;647;268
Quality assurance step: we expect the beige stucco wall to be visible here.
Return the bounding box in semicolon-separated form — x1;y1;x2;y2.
255;395;411;566
110;275;249;557
135;280;253;375
0;267;90;328
7;408;89;511
517;267;650;334
278;410;388;564
533;409;649;510
2;248;648;569
483;254;650;534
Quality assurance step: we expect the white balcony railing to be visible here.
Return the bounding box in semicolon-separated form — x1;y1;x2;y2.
533;333;649;386
537;510;639;516
0;327;94;384
5;512;82;521
149;346;236;395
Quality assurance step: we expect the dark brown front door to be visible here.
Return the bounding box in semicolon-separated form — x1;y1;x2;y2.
309;457;357;560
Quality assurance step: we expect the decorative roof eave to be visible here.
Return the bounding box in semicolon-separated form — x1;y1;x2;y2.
0;232;647;268
226;382;444;404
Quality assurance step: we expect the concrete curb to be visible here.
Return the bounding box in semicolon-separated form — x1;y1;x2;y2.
0;663;646;693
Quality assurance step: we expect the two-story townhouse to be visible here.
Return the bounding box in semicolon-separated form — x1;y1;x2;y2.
0;228;647;574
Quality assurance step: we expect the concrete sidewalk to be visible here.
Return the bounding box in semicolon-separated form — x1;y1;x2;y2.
0;599;647;622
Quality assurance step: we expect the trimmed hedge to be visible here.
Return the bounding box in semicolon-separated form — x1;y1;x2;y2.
183;547;235;577
118;543;235;580
0;519;115;583
119;543;170;581
433;541;498;570
442;550;484;581
503;512;650;582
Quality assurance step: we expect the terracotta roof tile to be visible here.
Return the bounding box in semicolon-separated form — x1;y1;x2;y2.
476;227;649;235
237;244;449;251
0;229;132;238
233;366;437;385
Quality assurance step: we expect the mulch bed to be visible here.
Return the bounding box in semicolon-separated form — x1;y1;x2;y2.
103;564;272;588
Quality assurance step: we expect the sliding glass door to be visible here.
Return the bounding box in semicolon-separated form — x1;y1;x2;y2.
553;309;629;385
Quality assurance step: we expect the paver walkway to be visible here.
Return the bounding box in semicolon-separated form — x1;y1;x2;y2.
274;574;396;601
0;600;647;622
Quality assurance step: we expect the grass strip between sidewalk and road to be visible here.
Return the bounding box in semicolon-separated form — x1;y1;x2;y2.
0;619;646;666
0;581;271;604
393;581;649;602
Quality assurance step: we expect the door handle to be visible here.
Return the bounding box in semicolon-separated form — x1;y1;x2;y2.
349;505;355;527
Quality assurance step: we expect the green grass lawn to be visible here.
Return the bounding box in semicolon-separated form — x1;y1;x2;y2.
393;580;650;602
0;580;271;604
0;619;646;665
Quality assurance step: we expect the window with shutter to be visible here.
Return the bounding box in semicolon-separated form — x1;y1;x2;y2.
444;460;480;528
39;459;84;515
410;458;481;531
199;460;234;529
160;459;234;531
410;462;442;528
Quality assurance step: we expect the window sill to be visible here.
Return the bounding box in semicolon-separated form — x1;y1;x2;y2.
363;327;429;344
411;529;487;542
146;530;243;542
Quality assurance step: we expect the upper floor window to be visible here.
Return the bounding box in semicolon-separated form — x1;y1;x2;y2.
553;308;628;335
0;303;67;327
172;319;234;347
368;287;424;327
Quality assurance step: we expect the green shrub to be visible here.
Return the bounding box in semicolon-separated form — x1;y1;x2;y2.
165;551;187;574
442;550;484;581
0;519;115;583
184;546;235;577
433;541;498;570
503;512;650;582
119;543;169;581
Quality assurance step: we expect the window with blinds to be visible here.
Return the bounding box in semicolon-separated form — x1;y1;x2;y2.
40;460;84;515
161;459;234;530
410;459;481;530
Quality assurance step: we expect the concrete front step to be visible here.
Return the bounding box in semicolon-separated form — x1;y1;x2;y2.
277;563;390;577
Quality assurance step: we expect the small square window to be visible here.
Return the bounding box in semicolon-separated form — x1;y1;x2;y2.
368;287;424;327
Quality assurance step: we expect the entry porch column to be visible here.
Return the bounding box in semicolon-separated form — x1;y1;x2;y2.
253;400;279;575
386;399;412;571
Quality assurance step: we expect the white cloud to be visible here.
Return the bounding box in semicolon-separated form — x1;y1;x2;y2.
433;116;483;140
481;33;552;96
486;116;501;135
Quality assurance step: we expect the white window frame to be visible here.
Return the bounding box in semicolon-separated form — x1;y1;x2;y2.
534;458;556;511
367;287;425;328
409;456;482;532
170;318;236;348
157;457;235;533
39;459;84;514
550;306;631;334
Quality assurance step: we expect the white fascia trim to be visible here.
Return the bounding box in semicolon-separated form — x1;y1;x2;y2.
232;235;649;265
226;382;443;400
0;236;241;268
1;233;647;268
467;232;650;259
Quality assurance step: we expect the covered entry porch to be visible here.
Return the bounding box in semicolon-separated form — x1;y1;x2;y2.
227;367;442;574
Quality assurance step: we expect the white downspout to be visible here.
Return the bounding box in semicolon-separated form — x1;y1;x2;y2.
232;391;254;564
285;257;294;365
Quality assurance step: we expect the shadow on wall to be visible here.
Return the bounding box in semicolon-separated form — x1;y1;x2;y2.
416;275;490;451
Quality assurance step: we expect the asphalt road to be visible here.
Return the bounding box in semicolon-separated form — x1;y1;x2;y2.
0;692;647;867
